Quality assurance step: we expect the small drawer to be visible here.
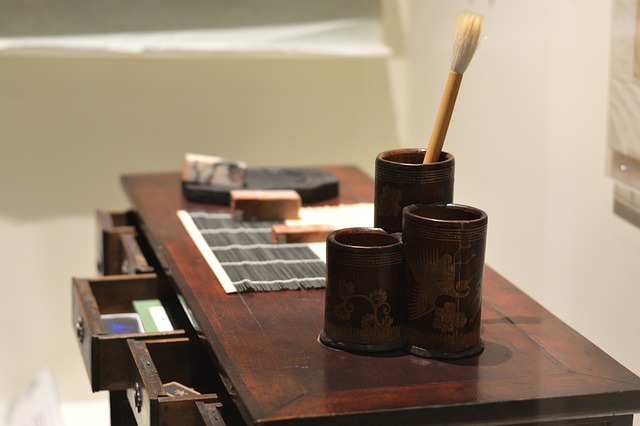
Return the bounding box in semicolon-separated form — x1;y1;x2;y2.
97;210;156;275
72;273;190;392
126;338;224;426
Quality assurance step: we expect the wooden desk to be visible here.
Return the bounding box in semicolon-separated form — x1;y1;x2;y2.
122;167;640;425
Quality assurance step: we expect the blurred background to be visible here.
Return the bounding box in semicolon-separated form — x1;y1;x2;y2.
1;0;639;424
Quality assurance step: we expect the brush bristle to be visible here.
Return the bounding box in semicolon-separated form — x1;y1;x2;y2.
450;11;483;75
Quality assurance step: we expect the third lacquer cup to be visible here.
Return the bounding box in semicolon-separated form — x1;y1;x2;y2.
374;148;455;233
320;227;404;352
401;203;488;359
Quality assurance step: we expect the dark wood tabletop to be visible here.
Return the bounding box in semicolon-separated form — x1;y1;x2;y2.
122;167;640;426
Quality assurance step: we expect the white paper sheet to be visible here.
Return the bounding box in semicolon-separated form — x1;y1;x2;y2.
0;368;64;426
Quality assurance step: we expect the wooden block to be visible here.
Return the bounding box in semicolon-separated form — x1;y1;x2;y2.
230;189;301;221
271;224;336;244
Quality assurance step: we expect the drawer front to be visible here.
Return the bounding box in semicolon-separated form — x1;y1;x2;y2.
126;338;226;426
71;274;189;392
72;276;106;390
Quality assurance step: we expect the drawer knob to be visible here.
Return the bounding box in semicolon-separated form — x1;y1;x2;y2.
134;382;143;413
75;317;84;343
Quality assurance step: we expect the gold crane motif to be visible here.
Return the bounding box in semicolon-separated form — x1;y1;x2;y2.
405;248;471;321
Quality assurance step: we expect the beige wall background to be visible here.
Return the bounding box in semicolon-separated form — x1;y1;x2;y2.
2;0;639;421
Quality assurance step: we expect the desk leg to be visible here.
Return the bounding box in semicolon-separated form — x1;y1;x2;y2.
109;390;136;426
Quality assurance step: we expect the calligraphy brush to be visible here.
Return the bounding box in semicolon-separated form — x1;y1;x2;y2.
423;11;484;164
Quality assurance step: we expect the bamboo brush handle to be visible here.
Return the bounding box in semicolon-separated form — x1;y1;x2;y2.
423;71;463;164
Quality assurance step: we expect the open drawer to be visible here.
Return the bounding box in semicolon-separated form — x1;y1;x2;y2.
126;338;226;426
97;210;157;275
72;273;191;392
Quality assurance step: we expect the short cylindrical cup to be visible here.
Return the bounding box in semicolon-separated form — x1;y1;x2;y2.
374;148;455;233
402;203;488;359
320;227;404;352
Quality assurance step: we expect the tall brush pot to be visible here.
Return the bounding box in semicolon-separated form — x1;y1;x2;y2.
374;149;455;233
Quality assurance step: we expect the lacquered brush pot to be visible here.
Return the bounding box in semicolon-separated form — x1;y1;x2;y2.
401;203;488;359
320;228;404;352
374;149;455;233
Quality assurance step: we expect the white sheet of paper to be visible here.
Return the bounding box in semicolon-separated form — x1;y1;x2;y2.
0;367;64;426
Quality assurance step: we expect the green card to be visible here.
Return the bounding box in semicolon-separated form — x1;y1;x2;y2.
132;299;173;333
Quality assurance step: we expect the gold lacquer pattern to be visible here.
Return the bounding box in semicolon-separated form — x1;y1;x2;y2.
433;302;467;333
403;220;487;242
376;185;402;218
375;165;454;184
405;249;471;321
328;279;393;327
330;247;403;267
325;279;400;344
